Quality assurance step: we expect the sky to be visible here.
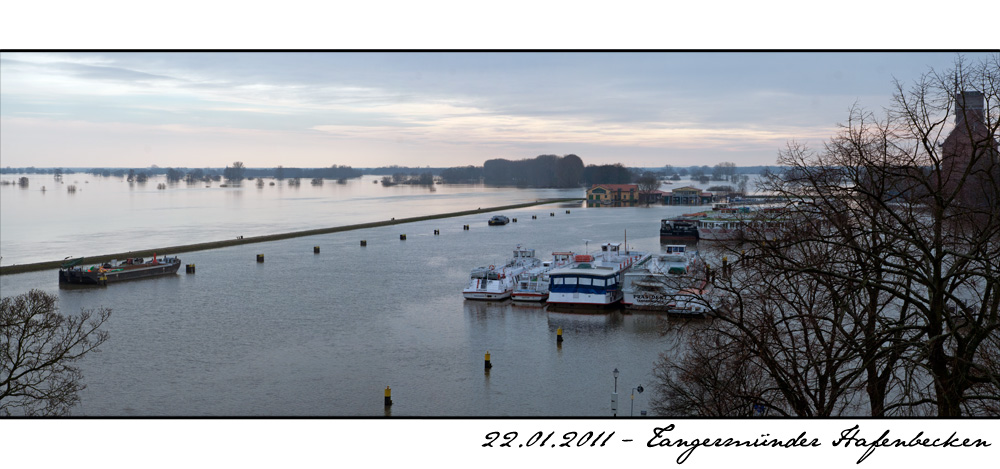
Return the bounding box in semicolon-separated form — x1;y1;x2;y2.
1;52;995;169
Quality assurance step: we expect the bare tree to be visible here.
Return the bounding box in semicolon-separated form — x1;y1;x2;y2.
652;237;896;417
736;174;750;195
713;162;737;181
635;172;660;206
223;161;246;185
1;290;111;416
652;55;1000;417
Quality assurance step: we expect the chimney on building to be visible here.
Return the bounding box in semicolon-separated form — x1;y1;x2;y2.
955;91;985;128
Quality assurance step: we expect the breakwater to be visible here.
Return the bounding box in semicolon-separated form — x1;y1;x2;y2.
0;198;583;275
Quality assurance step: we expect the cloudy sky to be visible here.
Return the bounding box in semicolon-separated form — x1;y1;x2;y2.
1;52;992;169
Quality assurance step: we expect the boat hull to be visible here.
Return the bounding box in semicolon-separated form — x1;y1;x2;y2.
546;290;623;307
463;290;512;300
659;234;698;242
697;228;740;241
511;292;548;302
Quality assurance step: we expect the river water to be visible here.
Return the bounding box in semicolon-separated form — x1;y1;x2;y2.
1;174;718;416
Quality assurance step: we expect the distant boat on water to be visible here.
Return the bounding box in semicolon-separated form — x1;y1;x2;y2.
488;215;510;225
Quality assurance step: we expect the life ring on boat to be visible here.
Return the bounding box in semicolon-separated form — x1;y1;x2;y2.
489;264;495;270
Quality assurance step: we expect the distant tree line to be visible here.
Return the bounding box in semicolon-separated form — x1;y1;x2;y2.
583;163;632;185
360;166;439;176
438;159;634;187
4;162;777;191
255;165;361;181
658;164;776;178
1;167;77;175
381;172;435;186
4;165;364;183
479;154;584;188
439;166;483;183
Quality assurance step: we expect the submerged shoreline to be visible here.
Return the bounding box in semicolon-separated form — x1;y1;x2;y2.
0;198;583;276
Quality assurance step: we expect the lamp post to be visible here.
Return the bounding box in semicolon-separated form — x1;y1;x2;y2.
612;368;619;417
631;385;644;417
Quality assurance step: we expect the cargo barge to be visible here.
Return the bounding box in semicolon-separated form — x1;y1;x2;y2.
59;255;181;285
660;216;702;242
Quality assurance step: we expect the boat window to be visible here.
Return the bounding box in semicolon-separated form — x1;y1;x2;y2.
594;278;606;287
552;277;564;285
579;277;592;286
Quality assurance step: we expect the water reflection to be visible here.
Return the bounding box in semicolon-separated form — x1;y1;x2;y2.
547;308;625;330
463;299;512;321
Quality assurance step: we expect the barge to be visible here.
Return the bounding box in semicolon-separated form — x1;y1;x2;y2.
59;255;182;285
660;214;703;242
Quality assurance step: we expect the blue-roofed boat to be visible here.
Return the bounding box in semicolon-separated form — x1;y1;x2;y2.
545;243;650;308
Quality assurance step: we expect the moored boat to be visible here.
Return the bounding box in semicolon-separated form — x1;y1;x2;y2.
511;251;575;302
545;243;650;308
622;245;708;314
697;206;789;242
660;213;703;242
59;254;182;285
696;216;742;241
463;246;541;300
488;215;510;226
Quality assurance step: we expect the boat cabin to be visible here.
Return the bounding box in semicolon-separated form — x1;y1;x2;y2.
545;251;574;268
512;247;536;260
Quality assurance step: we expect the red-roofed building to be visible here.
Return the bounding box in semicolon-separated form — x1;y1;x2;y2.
587;184;639;207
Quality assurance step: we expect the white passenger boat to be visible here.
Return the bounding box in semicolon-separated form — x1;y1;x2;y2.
511;251;575;302
546;243;651;307
463;246;542;300
622;244;709;314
